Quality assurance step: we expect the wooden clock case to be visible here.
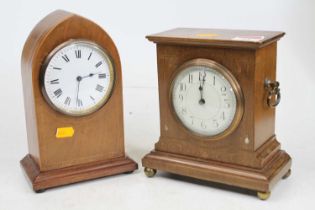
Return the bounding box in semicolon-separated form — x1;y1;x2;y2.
142;28;291;199
20;10;137;192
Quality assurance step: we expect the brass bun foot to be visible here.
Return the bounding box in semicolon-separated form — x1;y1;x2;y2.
144;167;157;178
257;191;271;200
282;169;291;179
35;189;46;193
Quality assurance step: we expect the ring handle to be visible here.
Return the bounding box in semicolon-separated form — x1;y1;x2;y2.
264;79;281;108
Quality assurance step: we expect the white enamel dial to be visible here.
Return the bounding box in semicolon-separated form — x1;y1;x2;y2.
172;60;241;137
42;40;115;116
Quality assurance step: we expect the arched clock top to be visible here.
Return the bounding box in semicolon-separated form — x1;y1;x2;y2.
22;10;122;82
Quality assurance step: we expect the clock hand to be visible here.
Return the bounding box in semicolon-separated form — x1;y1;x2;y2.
74;71;102;106
76;76;82;106
81;73;94;79
80;72;102;79
202;71;206;86
74;71;104;105
199;85;205;105
199;72;206;105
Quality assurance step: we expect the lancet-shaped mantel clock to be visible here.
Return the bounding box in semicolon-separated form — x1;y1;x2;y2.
142;28;291;200
20;10;137;192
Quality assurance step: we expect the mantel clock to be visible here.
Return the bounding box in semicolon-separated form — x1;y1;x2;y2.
20;10;137;192
142;28;291;200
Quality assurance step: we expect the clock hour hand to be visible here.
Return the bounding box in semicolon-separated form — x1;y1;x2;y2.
199;85;205;105
81;73;94;79
80;72;102;79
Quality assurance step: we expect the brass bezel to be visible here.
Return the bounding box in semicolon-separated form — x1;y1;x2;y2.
40;39;116;117
169;58;244;140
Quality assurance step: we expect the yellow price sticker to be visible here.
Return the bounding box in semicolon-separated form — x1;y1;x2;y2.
195;33;219;38
56;127;74;138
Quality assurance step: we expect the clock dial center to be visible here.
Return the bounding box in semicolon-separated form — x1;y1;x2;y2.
185;82;221;119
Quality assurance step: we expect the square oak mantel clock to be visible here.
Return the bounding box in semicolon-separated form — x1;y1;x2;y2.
142;28;291;200
20;10;137;192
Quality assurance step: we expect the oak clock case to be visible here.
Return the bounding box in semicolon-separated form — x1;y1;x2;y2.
20;10;137;192
142;28;292;200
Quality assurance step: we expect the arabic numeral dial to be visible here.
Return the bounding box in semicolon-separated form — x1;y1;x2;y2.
171;60;242;137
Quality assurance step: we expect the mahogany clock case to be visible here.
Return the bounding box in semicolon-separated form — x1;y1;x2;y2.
20;10;137;192
142;28;291;199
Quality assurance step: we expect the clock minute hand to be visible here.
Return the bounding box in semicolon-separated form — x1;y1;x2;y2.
202;72;206;86
76;76;82;106
198;72;206;105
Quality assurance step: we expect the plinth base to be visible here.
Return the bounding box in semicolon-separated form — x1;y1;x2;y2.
142;150;291;200
21;154;138;192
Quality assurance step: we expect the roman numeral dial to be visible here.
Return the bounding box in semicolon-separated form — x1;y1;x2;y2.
42;40;115;116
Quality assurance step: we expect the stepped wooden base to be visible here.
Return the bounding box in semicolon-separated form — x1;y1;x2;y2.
21;154;138;192
142;150;291;199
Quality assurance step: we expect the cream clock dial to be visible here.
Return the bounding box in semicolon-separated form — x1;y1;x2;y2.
42;40;115;116
171;59;243;137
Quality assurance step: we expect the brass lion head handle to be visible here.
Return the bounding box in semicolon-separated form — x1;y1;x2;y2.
264;79;281;108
